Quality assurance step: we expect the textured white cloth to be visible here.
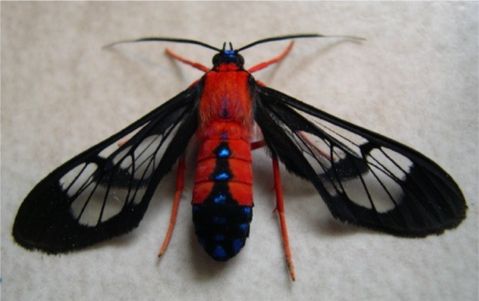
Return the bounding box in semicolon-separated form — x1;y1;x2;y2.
2;2;477;301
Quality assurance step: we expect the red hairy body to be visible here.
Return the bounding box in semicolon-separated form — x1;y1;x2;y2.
12;35;464;283
193;63;254;207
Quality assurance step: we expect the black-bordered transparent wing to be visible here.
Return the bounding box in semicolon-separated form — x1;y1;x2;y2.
255;85;466;237
13;84;201;253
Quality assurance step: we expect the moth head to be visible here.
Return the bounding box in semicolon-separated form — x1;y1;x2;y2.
212;42;244;69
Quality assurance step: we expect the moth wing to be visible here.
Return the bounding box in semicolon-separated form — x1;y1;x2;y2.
255;84;466;237
13;84;201;253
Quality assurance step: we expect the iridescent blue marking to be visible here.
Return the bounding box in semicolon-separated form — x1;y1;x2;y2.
213;193;227;204
232;239;245;254
213;245;227;260
217;146;231;158
224;50;236;57
242;207;252;217
238;223;249;234
213;216;227;225
214;171;230;181
213;234;225;242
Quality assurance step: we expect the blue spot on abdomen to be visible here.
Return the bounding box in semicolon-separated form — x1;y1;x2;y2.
232;239;245;254
214;171;230;181
242;207;252;219
217;146;231;158
238;223;249;235
213;245;228;261
213;193;227;204
192;203;253;262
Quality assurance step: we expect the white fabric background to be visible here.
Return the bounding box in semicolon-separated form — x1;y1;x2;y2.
2;2;477;301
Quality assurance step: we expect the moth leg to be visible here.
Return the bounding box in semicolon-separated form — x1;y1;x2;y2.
165;48;209;72
272;154;296;281
247;41;294;73
297;131;332;160
158;156;186;256
255;80;267;87
251;140;266;150
117;137;129;148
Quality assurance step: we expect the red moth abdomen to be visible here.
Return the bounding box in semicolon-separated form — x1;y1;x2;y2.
192;68;254;260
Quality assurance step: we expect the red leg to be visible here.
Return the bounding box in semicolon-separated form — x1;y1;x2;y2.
247;41;294;73
298;131;332;160
165;48;209;72
251;140;265;150
116;137;129;148
272;154;296;281
158;156;186;256
255;80;267;87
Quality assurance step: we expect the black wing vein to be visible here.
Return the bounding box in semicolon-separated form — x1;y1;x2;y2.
254;85;466;237
13;83;201;253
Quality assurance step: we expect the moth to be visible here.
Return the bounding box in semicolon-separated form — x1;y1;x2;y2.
13;34;466;280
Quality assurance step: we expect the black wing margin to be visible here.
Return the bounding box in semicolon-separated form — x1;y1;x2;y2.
13;83;201;253
254;84;466;237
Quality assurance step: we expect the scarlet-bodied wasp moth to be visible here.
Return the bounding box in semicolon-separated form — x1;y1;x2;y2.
13;34;466;281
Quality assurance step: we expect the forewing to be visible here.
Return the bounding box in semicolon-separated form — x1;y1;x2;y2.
255;85;466;237
13;84;201;253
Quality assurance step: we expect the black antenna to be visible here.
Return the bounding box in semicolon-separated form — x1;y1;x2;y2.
237;33;365;52
103;37;222;52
